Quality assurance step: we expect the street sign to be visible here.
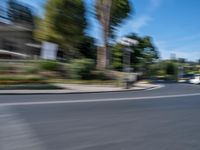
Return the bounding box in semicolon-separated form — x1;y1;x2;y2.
118;37;139;46
41;42;58;60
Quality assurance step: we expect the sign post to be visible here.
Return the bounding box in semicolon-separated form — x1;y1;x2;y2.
118;38;139;89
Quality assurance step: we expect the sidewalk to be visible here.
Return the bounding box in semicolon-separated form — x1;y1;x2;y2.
0;83;162;94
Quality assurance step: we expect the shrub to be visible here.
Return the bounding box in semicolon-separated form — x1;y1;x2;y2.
39;60;60;71
156;70;166;76
91;71;112;80
24;66;40;74
165;62;177;75
0;64;12;74
70;59;95;79
0;75;46;85
62;63;71;78
112;61;123;71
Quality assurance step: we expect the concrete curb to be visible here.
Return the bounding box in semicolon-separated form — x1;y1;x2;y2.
0;84;164;95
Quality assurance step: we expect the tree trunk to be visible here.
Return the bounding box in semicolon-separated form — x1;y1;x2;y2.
96;0;112;70
96;46;107;70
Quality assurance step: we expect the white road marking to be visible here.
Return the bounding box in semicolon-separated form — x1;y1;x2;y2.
0;92;200;106
145;84;165;91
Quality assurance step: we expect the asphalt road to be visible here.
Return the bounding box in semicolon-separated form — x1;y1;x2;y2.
1;83;200;150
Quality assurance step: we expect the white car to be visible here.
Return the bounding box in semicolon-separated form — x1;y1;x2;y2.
189;75;200;84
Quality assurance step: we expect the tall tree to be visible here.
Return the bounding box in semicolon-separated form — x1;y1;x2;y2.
111;34;159;73
95;0;131;70
140;36;159;63
77;36;96;60
36;0;86;58
139;36;159;75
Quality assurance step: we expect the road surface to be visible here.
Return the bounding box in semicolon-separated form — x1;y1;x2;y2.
0;83;200;150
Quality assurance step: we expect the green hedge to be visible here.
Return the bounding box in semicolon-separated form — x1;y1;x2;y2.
69;59;95;80
39;60;61;71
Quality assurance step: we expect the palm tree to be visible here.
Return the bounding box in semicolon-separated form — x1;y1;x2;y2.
95;0;131;70
96;0;112;70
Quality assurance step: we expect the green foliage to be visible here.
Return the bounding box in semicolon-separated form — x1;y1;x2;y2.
130;35;158;63
77;36;97;60
70;59;95;80
96;0;132;37
0;64;12;74
142;37;159;60
0;76;42;81
111;34;159;73
165;62;177;75
157;70;166;76
148;61;178;80
36;0;86;56
24;66;40;74
39;60;60;71
110;0;131;36
0;75;46;85
0;84;63;90
91;71;112;80
111;44;123;71
147;63;160;77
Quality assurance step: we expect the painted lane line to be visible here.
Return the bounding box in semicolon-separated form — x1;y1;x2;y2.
145;84;165;91
0;92;200;106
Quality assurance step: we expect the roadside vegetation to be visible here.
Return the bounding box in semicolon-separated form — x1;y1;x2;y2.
2;0;198;89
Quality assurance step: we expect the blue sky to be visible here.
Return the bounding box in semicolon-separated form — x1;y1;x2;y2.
5;0;200;61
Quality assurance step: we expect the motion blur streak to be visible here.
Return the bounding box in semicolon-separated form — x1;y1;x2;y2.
0;106;46;150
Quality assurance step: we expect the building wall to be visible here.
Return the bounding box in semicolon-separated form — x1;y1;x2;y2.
0;30;34;56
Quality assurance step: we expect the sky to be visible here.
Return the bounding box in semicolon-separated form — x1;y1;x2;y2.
3;0;200;61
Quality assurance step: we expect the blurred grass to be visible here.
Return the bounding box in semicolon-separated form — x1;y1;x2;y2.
48;79;120;86
0;75;46;85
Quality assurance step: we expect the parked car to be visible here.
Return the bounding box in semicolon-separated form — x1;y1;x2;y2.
189;74;200;84
178;73;194;83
